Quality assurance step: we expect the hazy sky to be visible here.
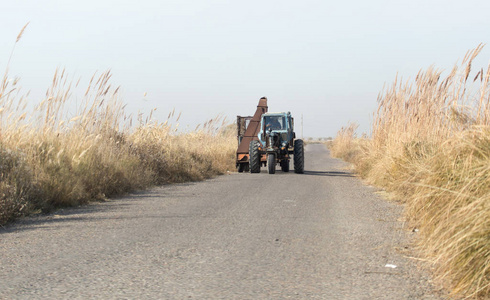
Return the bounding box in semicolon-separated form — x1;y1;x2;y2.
2;0;490;137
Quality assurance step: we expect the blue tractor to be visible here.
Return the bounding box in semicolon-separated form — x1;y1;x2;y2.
249;111;304;174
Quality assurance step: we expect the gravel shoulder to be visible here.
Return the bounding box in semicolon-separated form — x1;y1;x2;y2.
0;144;444;299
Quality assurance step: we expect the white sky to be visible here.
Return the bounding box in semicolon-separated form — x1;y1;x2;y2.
1;0;490;137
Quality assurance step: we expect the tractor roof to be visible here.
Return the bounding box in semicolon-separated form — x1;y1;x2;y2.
263;112;289;116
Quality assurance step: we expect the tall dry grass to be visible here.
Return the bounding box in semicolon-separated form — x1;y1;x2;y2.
329;122;363;163
330;45;490;298
0;26;236;224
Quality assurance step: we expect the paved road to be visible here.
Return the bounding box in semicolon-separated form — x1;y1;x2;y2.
0;144;441;299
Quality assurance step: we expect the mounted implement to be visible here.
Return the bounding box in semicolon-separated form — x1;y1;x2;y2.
236;97;304;174
236;97;268;172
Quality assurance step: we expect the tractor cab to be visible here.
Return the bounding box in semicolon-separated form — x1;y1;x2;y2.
258;112;295;152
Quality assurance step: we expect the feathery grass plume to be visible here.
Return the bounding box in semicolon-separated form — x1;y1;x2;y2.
16;22;29;43
3;22;30;83
330;44;489;299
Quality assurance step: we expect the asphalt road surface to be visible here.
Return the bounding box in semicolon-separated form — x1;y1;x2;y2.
0;144;442;299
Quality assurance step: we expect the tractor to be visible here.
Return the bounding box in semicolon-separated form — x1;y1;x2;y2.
236;97;304;174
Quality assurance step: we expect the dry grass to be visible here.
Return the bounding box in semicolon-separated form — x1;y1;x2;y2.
329;122;365;163
0;26;236;224
330;45;490;299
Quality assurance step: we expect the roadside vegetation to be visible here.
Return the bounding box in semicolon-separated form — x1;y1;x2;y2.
330;45;489;298
0;27;236;225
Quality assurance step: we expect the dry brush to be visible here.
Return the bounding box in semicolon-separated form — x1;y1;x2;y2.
0;28;236;224
330;45;489;298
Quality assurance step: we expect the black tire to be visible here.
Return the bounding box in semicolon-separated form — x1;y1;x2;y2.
281;159;289;172
294;139;304;173
249;141;261;173
267;153;276;174
237;163;245;173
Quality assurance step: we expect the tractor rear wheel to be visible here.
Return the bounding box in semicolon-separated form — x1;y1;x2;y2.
294;139;304;173
238;163;249;173
267;153;276;174
281;159;289;172
249;141;261;173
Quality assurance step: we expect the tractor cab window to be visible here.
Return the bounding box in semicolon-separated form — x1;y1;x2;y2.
265;116;285;130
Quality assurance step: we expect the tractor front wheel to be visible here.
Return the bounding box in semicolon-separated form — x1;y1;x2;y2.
267;153;276;174
249;141;261;173
281;159;289;172
294;139;304;173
